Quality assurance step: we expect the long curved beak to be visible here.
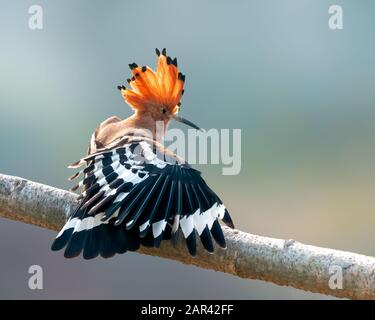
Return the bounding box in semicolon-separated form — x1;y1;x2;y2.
173;115;204;131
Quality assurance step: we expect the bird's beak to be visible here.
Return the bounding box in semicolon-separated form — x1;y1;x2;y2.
173;115;204;132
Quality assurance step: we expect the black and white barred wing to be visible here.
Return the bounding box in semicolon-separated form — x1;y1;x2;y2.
51;140;234;259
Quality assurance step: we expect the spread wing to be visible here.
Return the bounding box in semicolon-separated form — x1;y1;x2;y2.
52;136;234;259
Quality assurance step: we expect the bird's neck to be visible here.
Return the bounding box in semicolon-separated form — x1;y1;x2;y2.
124;112;169;140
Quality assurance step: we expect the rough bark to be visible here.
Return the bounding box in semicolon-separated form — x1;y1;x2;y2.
1;173;375;299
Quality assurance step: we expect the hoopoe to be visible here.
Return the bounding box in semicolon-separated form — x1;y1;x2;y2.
51;48;234;259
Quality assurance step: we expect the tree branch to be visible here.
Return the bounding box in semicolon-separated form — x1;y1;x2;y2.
1;173;374;299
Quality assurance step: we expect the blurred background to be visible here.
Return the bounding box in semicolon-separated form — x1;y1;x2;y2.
1;0;375;299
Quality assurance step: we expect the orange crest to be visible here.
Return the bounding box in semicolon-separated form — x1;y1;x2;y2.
118;48;185;114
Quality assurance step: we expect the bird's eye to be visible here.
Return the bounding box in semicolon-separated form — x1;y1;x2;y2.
162;108;167;114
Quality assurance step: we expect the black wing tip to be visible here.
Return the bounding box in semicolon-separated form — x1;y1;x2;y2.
185;232;197;256
200;226;214;253
83;251;100;260
100;252;117;259
139;228;149;238
222;209;235;229
210;220;227;249
51;228;73;252
154;234;164;248
189;249;197;257
63;251;81;259
51;242;63;252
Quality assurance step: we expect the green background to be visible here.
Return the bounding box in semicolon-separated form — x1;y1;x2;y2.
0;0;374;298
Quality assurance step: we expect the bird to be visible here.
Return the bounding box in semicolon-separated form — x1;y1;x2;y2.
51;48;234;259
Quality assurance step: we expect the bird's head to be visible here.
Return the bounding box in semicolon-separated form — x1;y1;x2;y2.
117;48;202;132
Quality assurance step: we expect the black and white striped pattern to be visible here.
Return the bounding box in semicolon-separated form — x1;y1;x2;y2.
52;137;234;259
